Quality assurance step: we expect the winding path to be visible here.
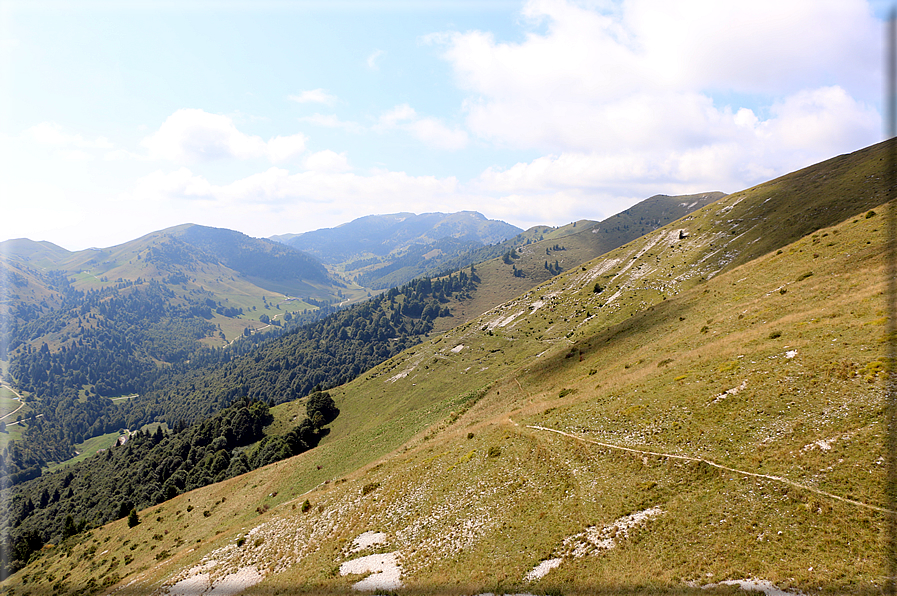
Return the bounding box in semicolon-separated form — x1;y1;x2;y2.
526;424;894;515
0;384;26;421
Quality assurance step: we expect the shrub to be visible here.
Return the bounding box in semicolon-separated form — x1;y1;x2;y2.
301;499;311;513
796;271;814;282
203;510;212;517
361;482;381;496
102;573;120;588
768;331;782;339
866;210;877;218
467;432;475;439
488;446;502;458
127;509;139;528
237;536;246;547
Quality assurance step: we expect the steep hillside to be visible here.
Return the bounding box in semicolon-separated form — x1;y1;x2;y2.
431;191;722;331
3;140;891;595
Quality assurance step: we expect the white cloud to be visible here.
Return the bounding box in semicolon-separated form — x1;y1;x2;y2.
377;104;468;150
427;0;880;217
378;104;417;128
141;109;307;163
266;134;309;163
304;150;351;173
289;89;338;105
764;86;879;153
407;118;469;151
121;165;470;236
367;49;385;70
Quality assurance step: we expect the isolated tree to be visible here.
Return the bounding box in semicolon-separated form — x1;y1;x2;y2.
62;514;78;539
127;508;140;528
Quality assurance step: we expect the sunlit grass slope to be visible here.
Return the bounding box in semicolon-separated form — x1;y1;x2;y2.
2;139;893;596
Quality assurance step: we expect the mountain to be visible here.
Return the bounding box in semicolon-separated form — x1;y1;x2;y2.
0;197;715;485
273;210;521;263
0;225;353;482
273;211;522;289
2;139;891;594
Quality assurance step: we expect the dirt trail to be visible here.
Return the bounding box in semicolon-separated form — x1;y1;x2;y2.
527;425;893;515
0;387;26;420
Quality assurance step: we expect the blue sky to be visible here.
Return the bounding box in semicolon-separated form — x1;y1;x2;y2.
0;0;887;250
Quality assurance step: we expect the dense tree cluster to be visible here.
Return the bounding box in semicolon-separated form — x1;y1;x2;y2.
3;280;222;483
127;272;475;431
0;393;338;576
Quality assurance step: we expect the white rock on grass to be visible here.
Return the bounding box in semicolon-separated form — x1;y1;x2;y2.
524;558;563;582
349;531;388;553
166;566;264;596
167;572;211;596
206;566;264;596
340;552;402;591
706;578;804;596
524;507;664;581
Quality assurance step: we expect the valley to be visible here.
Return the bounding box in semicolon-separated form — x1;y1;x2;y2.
0;138;893;594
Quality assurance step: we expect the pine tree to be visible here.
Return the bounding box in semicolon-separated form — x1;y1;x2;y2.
127;508;140;528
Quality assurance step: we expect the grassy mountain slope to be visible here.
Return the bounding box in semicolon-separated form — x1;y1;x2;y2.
3;224;345;333
3;141;892;595
431;192;723;332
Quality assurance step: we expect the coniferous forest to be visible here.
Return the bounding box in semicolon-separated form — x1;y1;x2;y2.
1;392;338;575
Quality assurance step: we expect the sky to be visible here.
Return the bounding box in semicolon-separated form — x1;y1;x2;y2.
0;0;889;251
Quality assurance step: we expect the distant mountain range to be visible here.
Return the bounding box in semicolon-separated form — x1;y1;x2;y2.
271;210;521;263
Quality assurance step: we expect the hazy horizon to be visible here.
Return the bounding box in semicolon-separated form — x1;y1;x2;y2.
1;0;888;251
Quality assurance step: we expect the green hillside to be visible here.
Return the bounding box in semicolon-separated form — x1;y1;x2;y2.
1;140;892;595
431;192;724;332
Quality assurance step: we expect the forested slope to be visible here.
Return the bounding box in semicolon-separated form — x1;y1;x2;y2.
1;391;339;575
